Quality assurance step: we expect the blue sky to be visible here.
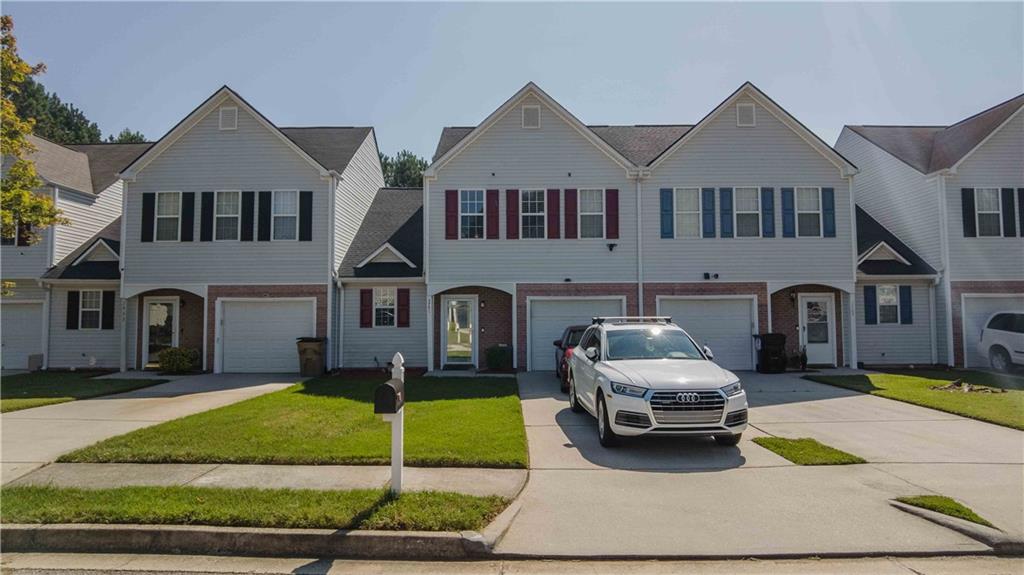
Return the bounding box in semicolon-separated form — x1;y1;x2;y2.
5;2;1022;159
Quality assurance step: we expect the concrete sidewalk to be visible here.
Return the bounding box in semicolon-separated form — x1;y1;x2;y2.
7;462;526;498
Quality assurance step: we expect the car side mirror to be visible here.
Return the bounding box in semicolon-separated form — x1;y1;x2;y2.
584;347;599;361
703;345;714;360
552;339;562;348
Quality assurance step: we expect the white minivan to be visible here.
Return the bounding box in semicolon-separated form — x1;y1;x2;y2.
978;312;1024;372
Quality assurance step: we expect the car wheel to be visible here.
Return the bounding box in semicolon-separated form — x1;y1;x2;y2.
568;372;584;413
990;347;1011;372
597;395;619;447
714;433;742;446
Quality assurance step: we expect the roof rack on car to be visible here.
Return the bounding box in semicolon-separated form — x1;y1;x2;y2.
592;316;673;325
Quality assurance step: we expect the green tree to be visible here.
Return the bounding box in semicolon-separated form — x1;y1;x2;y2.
12;76;101;144
380;150;427;188
106;128;147;143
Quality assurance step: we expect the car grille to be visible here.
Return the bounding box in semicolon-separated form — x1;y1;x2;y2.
614;410;652;429
649;390;725;425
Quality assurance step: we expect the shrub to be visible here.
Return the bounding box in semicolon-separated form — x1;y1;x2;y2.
158;347;199;374
485;345;513;371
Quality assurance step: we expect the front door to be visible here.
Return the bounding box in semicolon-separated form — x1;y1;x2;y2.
442;296;475;368
799;294;835;366
144;298;179;367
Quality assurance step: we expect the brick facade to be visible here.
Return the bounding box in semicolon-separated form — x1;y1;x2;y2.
642;282;770;333
770;284;845;366
433;286;513;370
135;289;205;369
950;280;1024;367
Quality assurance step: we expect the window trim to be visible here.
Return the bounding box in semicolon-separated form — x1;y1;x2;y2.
519;188;547;240
876;284;901;325
522;105;540;129
974;187;1003;237
219;106;238;131
672;187;702;239
795;186;823;238
154;191;182;243
736;103;756;127
79;289;103;331
270;189;299;242
213;190;242;242
372;287;397;328
732;186;762;239
577;188;606;240
457;188;485;240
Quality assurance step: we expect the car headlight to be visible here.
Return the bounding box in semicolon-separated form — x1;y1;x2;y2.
721;381;743;396
610;382;647;397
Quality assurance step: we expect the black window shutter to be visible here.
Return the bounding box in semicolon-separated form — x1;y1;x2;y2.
961;188;976;237
66;290;80;330
1001;188;1016;237
822;188;836;237
180;192;195;242
141;193;155;242
898;286;913;325
241;192;255;241
101;290;116;329
299;191;313;241
257;192;272;241
863;285;877;325
200;192;214;242
1018;189;1024;238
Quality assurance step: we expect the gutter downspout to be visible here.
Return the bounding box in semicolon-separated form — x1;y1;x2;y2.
423;177;434;372
635;171;645;315
119;178;129;372
929;277;938;365
846;175;858;368
936;173;954;366
326;174;339;370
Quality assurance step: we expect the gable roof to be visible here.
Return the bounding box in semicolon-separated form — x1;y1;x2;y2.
847;93;1024;174
42;217;122;281
855;207;936;276
66;142;154;192
339;188;423;278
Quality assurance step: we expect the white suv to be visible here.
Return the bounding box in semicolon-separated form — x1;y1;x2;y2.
567;317;748;447
978;312;1024;372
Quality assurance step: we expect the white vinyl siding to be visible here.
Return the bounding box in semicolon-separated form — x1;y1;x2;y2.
53;181;123;263
373;287;396;327
734;187;760;238
459;190;485;240
343;283;427;367
856;281;933;365
333;131;385;273
215;191;241;241
674;188;701;238
520;189;546;239
578;189;604;239
48;285;122;369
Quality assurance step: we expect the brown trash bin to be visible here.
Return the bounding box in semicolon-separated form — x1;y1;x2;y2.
296;337;326;377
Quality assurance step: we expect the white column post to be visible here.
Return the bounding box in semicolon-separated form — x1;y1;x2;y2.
386;352;405;495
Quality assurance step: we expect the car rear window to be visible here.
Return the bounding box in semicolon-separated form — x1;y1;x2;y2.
566;329;586;347
987;313;1014;331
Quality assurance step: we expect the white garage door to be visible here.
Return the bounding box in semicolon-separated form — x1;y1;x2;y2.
658;298;756;371
962;295;1024;368
528;298;624;371
1;303;43;370
221;299;316;373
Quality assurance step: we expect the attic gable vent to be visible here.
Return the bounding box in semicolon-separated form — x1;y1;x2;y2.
736;103;756;127
522;105;540;129
219;107;238;131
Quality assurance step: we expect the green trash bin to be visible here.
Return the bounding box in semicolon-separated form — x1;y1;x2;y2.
296;337;326;377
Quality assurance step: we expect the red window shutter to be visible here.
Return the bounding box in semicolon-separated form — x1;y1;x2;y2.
605;189;619;239
359;289;373;328
486;190;499;239
506;189;519;239
397;288;410;327
445;190;458;239
547;189;561;239
564;189;578;239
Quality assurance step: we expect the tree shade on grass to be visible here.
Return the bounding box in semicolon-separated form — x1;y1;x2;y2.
805;370;1024;430
0;485;507;531
752;437;866;465
60;376;528;468
897;495;995;528
1;372;166;412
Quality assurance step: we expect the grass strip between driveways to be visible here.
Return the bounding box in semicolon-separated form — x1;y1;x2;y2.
805;369;1024;430
59;376;528;468
897;495;994;528
752;437;866;465
0;485;507;531
1;372;166;413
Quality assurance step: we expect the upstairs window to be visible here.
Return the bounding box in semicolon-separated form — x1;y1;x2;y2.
155;192;181;242
674;188;701;238
215;191;240;241
80;290;102;330
521;189;546;239
522;105;540;129
975;188;1002;237
459;190;484;239
734;187;761;238
219;107;237;131
373;287;396;327
876;285;899;324
272;190;298;240
579;189;605;239
796;187;822;237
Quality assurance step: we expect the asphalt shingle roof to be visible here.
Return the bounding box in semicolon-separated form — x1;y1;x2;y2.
66;142;153;192
42;217;121;281
25;135;95;194
339;188;423;278
279;127;373;174
856;207;936;276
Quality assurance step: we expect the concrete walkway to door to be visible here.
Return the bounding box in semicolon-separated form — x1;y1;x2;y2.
1;373;298;484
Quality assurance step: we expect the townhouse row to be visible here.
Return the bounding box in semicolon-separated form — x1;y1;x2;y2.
3;83;1021;374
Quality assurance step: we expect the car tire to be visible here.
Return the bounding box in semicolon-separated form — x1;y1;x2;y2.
990;347;1011;372
714;433;742;446
597;395;619;447
560;373;569;394
568;371;584;413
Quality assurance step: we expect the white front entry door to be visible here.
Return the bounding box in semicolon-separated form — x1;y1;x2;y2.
799;294;836;366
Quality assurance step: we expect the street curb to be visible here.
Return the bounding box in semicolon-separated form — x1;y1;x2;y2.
889;500;1024;555
0;524;479;559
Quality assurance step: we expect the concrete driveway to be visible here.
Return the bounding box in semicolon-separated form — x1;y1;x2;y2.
1;373;298;484
497;370;1022;557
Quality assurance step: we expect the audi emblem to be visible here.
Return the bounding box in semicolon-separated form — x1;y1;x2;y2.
675;392;700;404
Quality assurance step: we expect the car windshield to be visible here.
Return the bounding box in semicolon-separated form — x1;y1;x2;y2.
605;327;704;360
566;329;586;347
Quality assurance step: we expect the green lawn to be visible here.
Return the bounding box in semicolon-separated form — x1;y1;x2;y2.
897;495;994;528
805;369;1024;430
752;437;866;465
0;485;507;531
1;371;166;413
60;376;528;468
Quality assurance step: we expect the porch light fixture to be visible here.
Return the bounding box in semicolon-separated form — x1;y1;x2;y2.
789;290;797;303
607;243;617;252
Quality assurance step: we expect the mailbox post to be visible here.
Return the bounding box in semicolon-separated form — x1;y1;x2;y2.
374;352;406;494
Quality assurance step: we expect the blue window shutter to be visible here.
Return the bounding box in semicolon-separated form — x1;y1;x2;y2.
761;187;775;237
864;286;877;325
660;188;674;238
822;188;835;237
701;187;716;238
781;188;795;237
719;188;733;238
899;286;913;324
